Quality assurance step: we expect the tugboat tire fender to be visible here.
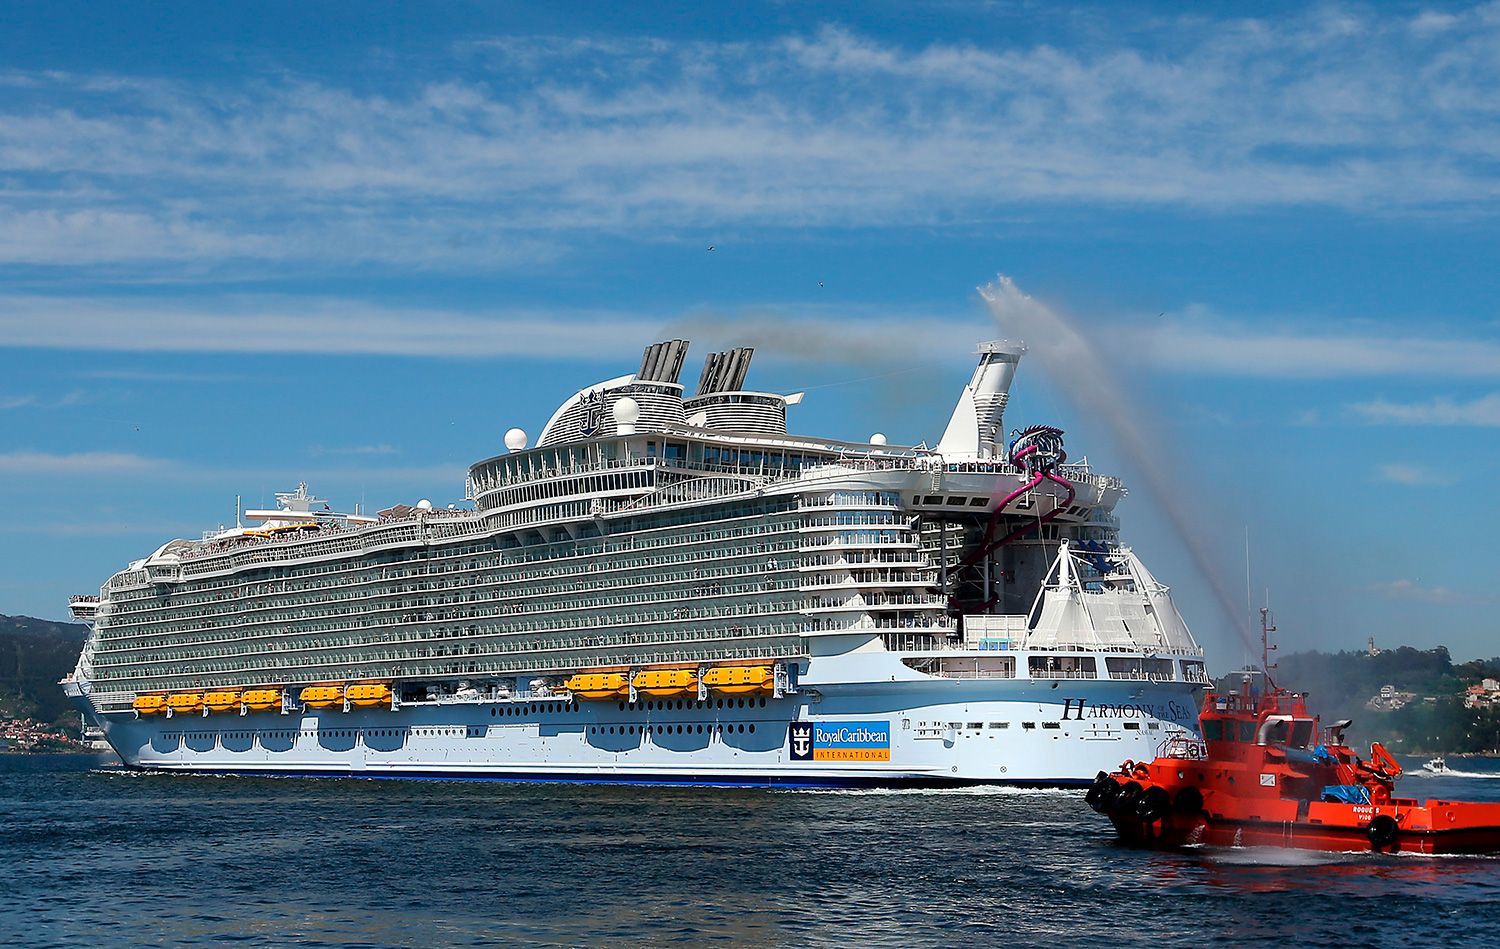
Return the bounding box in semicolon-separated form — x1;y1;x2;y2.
1113;781;1144;815
1132;762;1150;780
1085;771;1111;811
1136;785;1171;823
1096;778;1123;812
1173;785;1205;815
1367;814;1399;848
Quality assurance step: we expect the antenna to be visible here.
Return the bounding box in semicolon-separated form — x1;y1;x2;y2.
235;495;242;529
1260;604;1279;690
1244;525;1253;670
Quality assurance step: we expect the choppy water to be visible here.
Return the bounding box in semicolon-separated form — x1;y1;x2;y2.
6;754;1500;948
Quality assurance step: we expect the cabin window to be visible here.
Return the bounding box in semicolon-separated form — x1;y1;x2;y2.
969;497;990;506
1238;720;1256;743
1124;722;1141;730
1022;722;1037;730
1262;719;1290;745
1201;719;1224;741
1290;720;1315;749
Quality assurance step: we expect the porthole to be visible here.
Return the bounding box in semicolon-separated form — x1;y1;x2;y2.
490;709;496;717
609;726;616;735
676;725;684;734
716;699;723;709
759;698;766;708
749;724;756;733
618;702;625;711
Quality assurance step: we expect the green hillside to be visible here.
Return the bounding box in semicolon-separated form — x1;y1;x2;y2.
0;614;89;727
1231;646;1500;754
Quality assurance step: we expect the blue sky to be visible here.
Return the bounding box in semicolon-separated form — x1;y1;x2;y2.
1;1;1497;667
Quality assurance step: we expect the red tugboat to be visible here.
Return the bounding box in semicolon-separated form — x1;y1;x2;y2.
1087;610;1500;854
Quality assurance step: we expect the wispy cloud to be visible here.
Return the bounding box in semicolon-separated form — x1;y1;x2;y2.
309;444;400;457
0;521;205;537
1137;318;1500;379
78;369;242;383
0;294;984;362
1;395;37;410
0;449;466;493
1350;393;1500;426
1367;578;1479;605
0;450;164;474
1376;462;1456;486
1;8;1498;273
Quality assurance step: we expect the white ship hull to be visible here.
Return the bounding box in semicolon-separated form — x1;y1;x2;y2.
69;653;1202;787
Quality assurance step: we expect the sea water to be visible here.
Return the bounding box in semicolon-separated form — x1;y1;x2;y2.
5;754;1500;947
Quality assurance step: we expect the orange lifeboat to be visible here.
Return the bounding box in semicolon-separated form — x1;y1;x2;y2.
165;692;204;715
345;683;393;708
632;668;697;698
203;691;242;713
702;665;774;695
299;685;345;709
242;688;283;711
132;694;168;716
565;672;629;700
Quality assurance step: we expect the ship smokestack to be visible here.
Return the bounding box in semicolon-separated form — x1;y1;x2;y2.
935;341;1025;460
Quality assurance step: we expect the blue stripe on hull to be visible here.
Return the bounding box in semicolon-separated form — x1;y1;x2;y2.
117;763;1092;790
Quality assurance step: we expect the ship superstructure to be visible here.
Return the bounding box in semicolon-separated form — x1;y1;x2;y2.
65;339;1208;786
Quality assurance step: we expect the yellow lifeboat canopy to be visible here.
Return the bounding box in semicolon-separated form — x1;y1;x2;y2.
203;690;242;713
242;688;283;711
299;685;345;708
702;665;774;695
166;692;205;714
132;694;168;716
345;683;393;708
633;668;698;698
565;672;629;700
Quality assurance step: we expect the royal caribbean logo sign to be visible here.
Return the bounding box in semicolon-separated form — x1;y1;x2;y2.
788;720;890;762
579;390;605;437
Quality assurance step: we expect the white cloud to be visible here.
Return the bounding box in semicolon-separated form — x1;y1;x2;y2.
1350;393;1500;425
1;395;37;409
0;294;984;362
1368;578;1476;605
0;451;164;474
78;369;241;383
1376;462;1456;486
1139;321;1500;379
310;444;400;457
0;9;1498;271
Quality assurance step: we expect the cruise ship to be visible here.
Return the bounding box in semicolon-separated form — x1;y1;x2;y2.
64;339;1209;786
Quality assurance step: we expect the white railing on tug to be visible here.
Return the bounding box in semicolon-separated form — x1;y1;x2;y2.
1157;735;1208;760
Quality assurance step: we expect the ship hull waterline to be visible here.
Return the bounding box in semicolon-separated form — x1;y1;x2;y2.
72;676;1203;789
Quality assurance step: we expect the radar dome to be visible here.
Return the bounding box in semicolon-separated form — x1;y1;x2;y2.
416;498;433;511
870;432;888;446
504;428;528;452
613;397;641;424
613;396;641;435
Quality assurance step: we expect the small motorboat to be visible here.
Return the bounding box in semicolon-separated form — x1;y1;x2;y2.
1424;756;1450;774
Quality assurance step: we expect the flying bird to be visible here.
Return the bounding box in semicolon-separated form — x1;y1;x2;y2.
707;245;716;252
